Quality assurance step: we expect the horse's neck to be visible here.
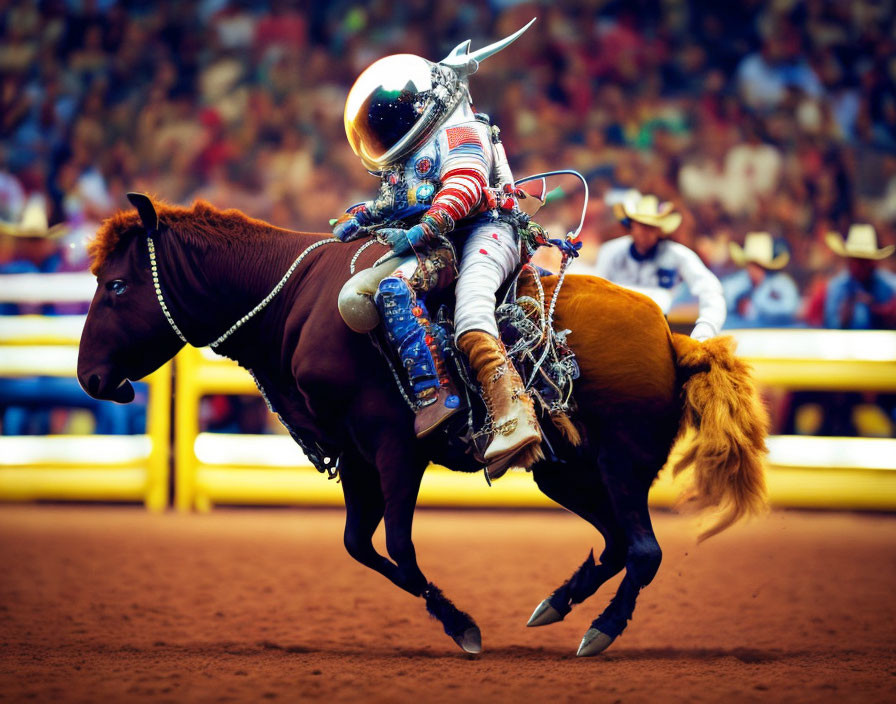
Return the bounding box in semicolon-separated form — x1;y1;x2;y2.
161;225;326;353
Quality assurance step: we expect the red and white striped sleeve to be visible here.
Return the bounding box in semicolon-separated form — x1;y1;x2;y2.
428;124;491;226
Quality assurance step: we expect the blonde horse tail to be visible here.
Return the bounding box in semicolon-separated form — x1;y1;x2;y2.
671;334;769;542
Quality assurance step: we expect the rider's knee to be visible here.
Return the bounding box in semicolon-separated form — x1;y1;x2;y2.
375;276;413;306
459;251;507;280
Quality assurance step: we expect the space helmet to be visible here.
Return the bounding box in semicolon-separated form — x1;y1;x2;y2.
343;18;536;172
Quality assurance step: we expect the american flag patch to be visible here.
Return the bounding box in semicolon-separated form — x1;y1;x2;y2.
446;126;480;150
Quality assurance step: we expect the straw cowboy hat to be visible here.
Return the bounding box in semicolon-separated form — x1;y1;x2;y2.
0;194;67;239
613;193;682;235
825;224;894;260
729;231;790;270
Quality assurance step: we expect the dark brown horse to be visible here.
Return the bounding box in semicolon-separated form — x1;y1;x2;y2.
77;195;768;656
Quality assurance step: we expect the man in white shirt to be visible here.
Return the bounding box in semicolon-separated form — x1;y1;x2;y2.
584;193;726;341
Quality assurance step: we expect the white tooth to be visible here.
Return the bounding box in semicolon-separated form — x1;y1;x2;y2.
117;379;129;388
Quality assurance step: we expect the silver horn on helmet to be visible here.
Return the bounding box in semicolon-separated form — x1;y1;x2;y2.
440;17;537;77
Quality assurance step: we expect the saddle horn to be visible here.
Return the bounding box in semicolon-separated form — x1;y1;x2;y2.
127;192;158;233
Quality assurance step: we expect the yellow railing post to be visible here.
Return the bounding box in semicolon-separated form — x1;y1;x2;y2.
174;347;200;512
144;362;172;511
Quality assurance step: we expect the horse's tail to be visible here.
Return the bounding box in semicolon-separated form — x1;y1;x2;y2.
671;334;769;542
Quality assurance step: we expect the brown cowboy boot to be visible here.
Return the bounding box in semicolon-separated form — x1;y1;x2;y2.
457;330;542;478
414;376;462;438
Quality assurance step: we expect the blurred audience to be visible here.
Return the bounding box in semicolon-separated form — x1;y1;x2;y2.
0;0;891;291
0;194;67;315
723;231;800;327
823;224;896;329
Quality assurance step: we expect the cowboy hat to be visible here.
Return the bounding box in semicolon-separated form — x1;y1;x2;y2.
613;194;682;235
825;224;894;260
729;231;790;270
0;194;67;239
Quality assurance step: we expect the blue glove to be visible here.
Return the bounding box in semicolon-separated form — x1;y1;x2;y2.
333;217;363;242
382;224;427;255
549;238;583;258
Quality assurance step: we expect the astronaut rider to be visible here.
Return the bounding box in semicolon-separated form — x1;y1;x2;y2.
333;20;544;476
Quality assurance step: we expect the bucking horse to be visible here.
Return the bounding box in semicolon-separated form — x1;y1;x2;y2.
77;194;768;656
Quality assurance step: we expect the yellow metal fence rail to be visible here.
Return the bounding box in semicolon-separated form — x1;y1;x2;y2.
174;330;896;512
0;315;171;510
2;310;895;512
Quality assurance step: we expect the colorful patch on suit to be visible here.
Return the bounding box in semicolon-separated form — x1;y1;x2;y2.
413;182;435;204
657;268;677;288
414;156;435;178
446;126;480;150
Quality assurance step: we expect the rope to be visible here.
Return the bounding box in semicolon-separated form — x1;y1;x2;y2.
147;235;189;344
514;169;589;241
350;237;379;275
526;253;572;390
149;233;343;349
208;238;340;349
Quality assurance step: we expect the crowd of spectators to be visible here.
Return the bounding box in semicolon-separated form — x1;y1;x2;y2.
1;0;895;435
1;0;895;288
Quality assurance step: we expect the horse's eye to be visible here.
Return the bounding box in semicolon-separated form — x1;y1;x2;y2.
106;279;128;296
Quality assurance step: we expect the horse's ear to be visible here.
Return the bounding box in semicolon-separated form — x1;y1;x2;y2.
126;192;158;233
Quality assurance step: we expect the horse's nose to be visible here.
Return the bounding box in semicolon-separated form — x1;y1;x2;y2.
87;373;101;397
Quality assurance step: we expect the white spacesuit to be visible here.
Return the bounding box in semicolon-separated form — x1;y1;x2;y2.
334;21;541;474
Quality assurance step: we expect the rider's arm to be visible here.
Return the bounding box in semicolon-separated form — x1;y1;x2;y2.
419;123;491;239
332;200;376;237
672;242;726;339
591;237;630;282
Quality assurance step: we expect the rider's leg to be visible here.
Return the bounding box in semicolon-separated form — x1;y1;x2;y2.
454;220;540;475
375;273;460;438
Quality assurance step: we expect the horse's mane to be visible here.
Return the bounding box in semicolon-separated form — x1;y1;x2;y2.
89;198;310;275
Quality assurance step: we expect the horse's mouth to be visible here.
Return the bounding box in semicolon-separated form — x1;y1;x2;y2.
85;374;135;403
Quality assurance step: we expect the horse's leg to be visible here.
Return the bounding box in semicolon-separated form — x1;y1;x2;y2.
339;453;395;580
527;462;627;627
339;445;481;653
374;442;482;654
576;438;664;657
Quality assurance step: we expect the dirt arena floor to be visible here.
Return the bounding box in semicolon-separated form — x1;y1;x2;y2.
1;506;894;703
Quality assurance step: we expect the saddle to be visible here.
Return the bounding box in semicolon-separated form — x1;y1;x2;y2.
332;171;586;476
338;233;580;474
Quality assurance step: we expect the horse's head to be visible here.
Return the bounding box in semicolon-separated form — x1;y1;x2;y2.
78;193;186;403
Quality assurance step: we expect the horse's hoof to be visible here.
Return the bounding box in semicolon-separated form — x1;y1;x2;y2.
576;627;615;657
527;598;564;627
452;626;482;654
